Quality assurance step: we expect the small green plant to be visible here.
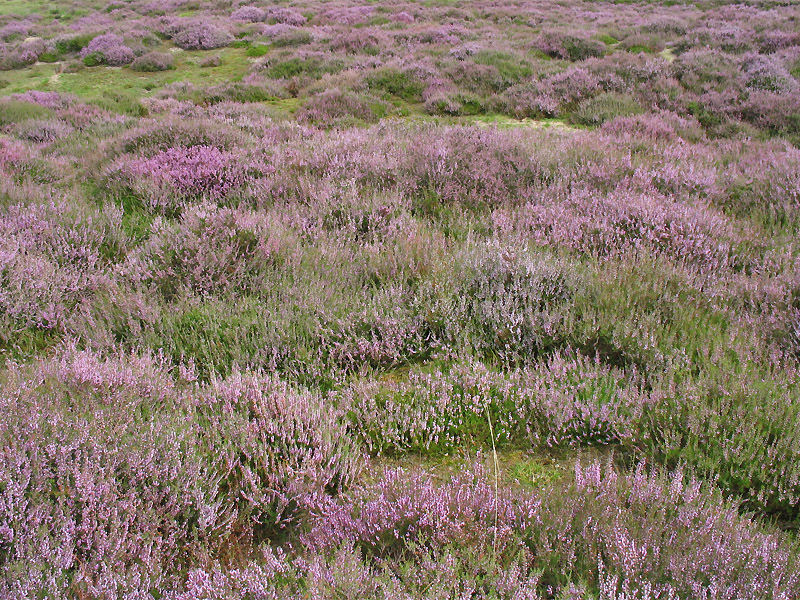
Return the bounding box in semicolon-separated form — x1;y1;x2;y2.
366;68;425;102
596;33;618;45
82;52;105;67
245;44;270;57
267;57;326;79
55;33;96;54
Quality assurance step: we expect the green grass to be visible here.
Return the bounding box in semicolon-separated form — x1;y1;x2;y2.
366;68;425;103
0;47;254;102
473;50;532;88
0;99;52;125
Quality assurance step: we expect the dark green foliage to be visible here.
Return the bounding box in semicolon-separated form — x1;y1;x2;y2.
55;33;97;55
245;44;270;57
366;68;425;102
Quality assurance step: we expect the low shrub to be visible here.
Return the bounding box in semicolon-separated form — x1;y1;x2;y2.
570;92;645;126
79;33;135;66
0;99;52;125
366;67;425;102
170;20;233;50
130;51;174;72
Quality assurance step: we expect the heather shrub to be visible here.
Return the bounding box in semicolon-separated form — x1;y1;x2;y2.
503;67;601;118
425;91;486;116
198;371;364;542
170;20;233;50
420;243;584;363
496;181;737;274
673;49;741;94
79;33;135;66
120;204;283;299
200;54;221;67
599;111;705;143
265;7;307;26
329;31;383;55
297;88;384;125
535;31;606;61
0;347;363;595
570;92;645;126
303;460;799;599
13;118;75;143
344;351;645;455
0;38;47;69
525;460;800;598
743;53;798;94
640;365;800;522
444;60;508;96
401;126;548;207
268;28;314;48
303;462;536;560
231;5;266;23
720;141;800;225
112;117;248;157
108;145;267;211
471;50;532;90
9;90;75;110
0;349;205;596
620;34;664;54
0;200;122;350
130;51;174;72
0;21;31;42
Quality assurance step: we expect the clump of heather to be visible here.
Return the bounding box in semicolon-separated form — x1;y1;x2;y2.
13;118;74;143
343;352;646;455
167;19;233;50
231;5;266;23
0;346;363;597
0;20;32;42
0;199;121;345
297;88;383;125
0;37;48;69
535;30;606;61
130;51;174;72
420;242;585;362
641;362;800;522
528;459;800;598
263;7;307;26
120;203;285;298
80;33;135;66
199;370;364;541
107;145;269;210
111;116;249;157
303;461;536;560
8;90;76;111
299;459;799;599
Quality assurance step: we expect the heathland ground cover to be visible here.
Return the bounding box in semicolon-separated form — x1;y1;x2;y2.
1;0;800;597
